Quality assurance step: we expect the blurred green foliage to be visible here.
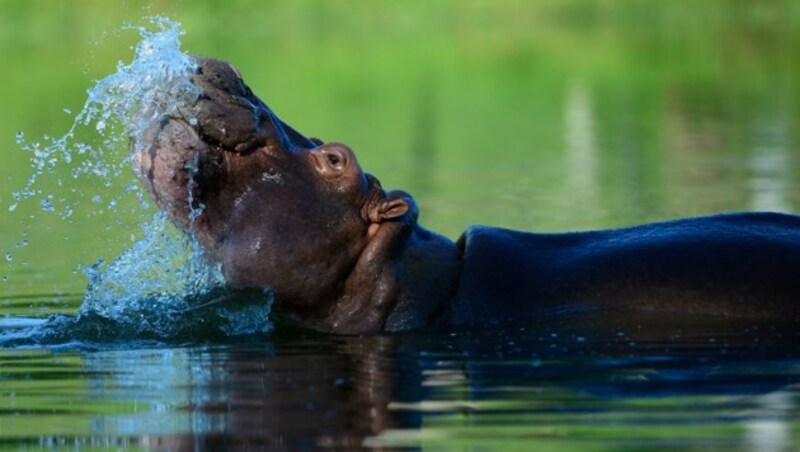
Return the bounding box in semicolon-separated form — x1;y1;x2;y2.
0;0;798;299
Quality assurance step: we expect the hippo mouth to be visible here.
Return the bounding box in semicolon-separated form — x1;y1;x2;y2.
131;57;318;255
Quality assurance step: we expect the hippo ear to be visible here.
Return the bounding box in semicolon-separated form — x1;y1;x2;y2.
378;197;409;221
370;190;418;224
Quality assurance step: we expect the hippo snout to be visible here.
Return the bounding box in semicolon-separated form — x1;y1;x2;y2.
184;57;317;155
130;57;318;256
183;58;274;155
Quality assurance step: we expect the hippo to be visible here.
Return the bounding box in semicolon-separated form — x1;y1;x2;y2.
131;58;800;334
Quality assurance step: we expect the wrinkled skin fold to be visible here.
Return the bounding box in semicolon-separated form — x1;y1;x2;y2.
132;57;800;334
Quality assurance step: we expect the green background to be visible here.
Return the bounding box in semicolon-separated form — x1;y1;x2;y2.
0;0;798;305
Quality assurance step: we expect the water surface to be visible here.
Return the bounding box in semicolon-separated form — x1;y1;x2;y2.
2;316;799;449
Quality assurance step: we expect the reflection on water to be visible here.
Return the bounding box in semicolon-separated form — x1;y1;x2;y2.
745;389;794;451
564;80;599;210
748;116;791;212
2;316;799;449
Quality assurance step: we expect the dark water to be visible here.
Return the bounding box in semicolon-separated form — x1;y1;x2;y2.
2;312;800;449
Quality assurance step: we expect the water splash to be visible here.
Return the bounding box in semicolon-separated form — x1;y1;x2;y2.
81;212;218;317
10;16;199;217
76;212;273;338
2;16;274;345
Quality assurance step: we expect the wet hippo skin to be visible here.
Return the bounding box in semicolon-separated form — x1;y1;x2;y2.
131;57;800;334
453;214;800;327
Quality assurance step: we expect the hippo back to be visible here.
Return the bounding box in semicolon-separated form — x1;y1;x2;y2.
450;212;800;327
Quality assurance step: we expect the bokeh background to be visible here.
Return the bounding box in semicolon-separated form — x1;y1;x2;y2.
1;0;799;307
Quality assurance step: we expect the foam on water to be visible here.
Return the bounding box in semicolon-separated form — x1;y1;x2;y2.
2;16;274;345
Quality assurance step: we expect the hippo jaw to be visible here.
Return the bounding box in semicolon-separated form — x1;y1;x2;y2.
218;144;396;296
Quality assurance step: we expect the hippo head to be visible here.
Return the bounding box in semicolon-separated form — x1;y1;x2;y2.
132;58;420;329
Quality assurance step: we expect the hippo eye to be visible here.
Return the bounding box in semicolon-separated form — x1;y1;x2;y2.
326;153;341;166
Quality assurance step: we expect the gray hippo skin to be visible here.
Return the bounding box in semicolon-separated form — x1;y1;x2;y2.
131;57;800;334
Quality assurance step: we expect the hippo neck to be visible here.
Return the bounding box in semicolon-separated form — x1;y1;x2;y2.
382;225;462;332
283;224;461;334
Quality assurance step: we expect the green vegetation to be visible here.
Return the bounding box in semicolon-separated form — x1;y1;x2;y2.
0;0;798;299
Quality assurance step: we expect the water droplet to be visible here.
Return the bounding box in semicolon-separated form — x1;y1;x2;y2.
5;252;12;262
92;195;102;204
15;131;23;143
39;198;53;212
40;198;54;212
63;108;72;115
188;117;198;126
